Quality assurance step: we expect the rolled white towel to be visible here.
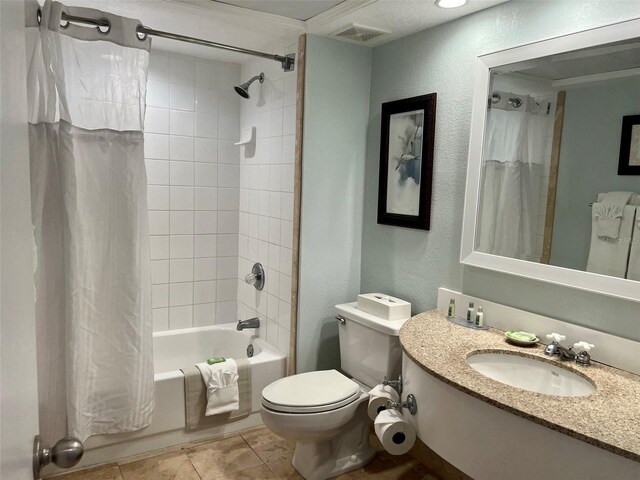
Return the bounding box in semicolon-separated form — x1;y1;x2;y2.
195;359;239;416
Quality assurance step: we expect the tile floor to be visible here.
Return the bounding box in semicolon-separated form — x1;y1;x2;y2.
49;426;441;480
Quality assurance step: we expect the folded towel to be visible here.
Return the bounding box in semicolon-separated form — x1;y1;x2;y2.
196;359;239;416
182;358;252;430
587;204;635;278
595;192;634;239
627;208;640;281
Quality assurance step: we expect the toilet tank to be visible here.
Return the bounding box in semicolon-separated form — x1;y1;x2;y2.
335;302;410;388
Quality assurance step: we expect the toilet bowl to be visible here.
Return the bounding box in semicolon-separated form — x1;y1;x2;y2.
261;370;375;480
260;300;410;480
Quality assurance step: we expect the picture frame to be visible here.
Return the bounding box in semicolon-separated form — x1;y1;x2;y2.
377;93;437;230
618;114;640;175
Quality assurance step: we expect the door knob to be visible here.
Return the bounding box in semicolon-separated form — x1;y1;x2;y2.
33;435;84;478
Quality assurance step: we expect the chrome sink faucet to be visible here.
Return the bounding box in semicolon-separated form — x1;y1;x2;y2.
237;317;260;331
544;333;576;361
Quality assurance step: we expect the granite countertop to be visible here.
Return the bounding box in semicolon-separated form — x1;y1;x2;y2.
399;310;640;462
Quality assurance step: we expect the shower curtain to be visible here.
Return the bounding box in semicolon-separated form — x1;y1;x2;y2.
476;99;547;261
26;0;154;442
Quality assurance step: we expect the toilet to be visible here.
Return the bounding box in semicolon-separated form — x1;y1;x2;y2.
260;301;409;480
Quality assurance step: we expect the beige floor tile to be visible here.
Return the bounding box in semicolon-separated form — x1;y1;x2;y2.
242;427;295;464
119;450;200;480
185;435;263;480
211;464;276;480
46;463;122;480
264;460;304;480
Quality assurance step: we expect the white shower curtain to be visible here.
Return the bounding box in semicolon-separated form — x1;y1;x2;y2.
26;0;154;442
476;102;547;261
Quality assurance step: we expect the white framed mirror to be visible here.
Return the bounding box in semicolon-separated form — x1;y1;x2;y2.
461;17;640;303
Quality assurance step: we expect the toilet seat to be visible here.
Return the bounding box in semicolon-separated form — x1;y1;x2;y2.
262;369;363;414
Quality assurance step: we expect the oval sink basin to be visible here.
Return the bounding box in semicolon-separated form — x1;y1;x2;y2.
467;352;596;397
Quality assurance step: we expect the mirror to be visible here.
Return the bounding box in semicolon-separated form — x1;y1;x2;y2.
462;18;640;302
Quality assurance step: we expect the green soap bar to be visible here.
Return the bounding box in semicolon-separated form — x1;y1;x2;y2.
506;331;536;342
207;357;226;365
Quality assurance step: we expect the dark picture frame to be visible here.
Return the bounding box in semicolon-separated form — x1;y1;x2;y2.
377;93;436;230
618;114;640;175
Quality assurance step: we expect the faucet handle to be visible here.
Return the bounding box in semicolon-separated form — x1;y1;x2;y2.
546;333;566;343
573;341;594;352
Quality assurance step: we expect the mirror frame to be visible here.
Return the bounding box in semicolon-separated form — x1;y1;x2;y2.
461;17;640;303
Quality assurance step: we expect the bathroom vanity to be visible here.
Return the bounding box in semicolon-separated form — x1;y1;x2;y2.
400;310;640;480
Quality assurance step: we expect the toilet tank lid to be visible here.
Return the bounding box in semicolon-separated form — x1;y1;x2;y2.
335;302;409;336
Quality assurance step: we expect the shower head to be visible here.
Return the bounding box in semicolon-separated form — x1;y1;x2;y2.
234;72;264;99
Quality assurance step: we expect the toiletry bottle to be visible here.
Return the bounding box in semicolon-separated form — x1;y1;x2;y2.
466;302;474;323
448;298;456;317
475;306;484;327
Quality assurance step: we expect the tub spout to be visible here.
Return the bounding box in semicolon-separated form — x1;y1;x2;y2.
237;317;260;330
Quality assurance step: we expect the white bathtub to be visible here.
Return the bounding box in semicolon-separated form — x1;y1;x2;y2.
56;324;286;473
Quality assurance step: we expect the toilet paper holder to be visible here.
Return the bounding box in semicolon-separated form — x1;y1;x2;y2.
386;393;417;416
381;374;403;393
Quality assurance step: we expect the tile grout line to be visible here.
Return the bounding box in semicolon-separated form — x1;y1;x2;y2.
182;445;204;480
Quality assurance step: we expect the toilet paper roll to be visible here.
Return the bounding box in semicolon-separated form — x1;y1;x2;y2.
374;408;416;455
367;384;400;421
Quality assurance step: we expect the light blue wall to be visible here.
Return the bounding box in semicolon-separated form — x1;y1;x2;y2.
297;36;372;373
361;0;640;341
549;78;640;271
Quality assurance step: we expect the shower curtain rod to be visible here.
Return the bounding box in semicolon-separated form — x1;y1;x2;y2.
57;12;296;72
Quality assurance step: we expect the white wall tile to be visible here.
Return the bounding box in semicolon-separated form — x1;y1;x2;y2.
170;83;195;111
150;236;169;260
194;280;217;304
149;54;171;83
269;137;282;164
279;247;292;276
278;300;291;328
195;87;218;113
282;135;295;164
195;211;217;234
196;61;219;88
148;211;169;235
268;218;281;245
277;325;290;356
219;114;240;141
148;186;170;210
170;235;194;259
279;274;291;302
153;307;169;331
266;318;278;347
268;243;280;270
170;161;194;186
269;192;281;218
217;256;237;279
145;107;170;134
195;163;217;187
195;138;218;163
170;282;193;306
170;258;194;283
151;260;169;284
169;135;194;161
170;186;194;210
218;211;239;234
169;305;193;329
145;133;169;159
170;110;195;136
269;165;282;191
281;164;294;193
195;235;217;257
218;140;239;165
215;301;237;324
269;108;283;138
194;258;217;281
280;220;293;248
217;279;237;302
195;112;218;139
147;80;170;108
146;160;169;185
193;303;216;326
281;192;293;221
195;187;218;210
218;188;239;211
152;284;169;308
170;56;195;85
218;234;238;257
170;211;194;235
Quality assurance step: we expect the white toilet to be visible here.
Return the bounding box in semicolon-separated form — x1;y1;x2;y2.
260;301;408;480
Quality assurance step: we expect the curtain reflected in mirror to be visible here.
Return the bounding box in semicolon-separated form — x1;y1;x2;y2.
475;38;640;281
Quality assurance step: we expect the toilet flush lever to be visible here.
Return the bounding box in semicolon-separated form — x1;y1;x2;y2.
336;315;346;325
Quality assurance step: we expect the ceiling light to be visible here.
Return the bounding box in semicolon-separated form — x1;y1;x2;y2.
435;0;468;8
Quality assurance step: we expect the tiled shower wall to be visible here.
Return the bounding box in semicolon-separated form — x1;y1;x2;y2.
236;43;298;356
145;52;241;332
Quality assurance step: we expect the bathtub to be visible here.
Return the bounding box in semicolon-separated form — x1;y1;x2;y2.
59;324;286;473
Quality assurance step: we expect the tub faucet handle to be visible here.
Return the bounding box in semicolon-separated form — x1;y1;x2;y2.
546;333;566;343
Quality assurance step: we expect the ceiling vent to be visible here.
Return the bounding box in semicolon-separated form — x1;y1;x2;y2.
334;24;390;42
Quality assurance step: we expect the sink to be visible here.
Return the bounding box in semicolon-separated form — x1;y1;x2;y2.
467;352;596;397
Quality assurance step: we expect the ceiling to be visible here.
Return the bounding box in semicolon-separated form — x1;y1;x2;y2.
214;0;345;21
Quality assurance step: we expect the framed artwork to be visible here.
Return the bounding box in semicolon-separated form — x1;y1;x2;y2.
377;93;436;230
618;114;640;175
